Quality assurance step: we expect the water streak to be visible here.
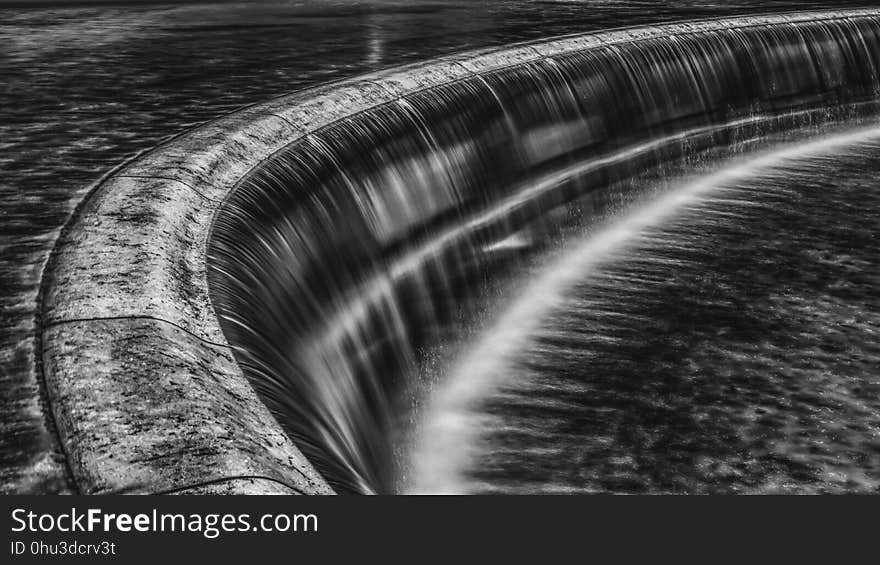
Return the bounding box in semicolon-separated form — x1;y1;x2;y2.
207;14;880;493
408;123;880;493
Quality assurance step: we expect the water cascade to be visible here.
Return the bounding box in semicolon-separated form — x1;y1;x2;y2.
207;13;880;493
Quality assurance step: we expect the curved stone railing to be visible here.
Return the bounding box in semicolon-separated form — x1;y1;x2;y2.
38;9;880;495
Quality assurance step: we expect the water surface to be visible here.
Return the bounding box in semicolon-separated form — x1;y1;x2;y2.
2;0;875;492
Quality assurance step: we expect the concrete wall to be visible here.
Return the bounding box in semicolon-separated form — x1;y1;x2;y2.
38;9;879;494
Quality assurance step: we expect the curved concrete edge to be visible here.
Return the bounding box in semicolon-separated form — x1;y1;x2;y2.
41;319;329;495
39;8;880;495
169;478;305;495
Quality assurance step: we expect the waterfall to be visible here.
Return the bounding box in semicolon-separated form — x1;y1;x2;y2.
207;13;880;494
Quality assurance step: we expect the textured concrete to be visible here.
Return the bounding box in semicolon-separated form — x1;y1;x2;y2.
40;113;332;495
42;319;327;495
119;111;299;200
368;59;474;93
171;478;304;495
44;176;223;343
39;9;880;495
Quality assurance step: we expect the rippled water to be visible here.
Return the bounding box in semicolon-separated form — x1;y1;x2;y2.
410;126;880;493
2;0;877;493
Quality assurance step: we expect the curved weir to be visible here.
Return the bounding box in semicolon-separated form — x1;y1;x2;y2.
207;11;880;493
39;10;880;494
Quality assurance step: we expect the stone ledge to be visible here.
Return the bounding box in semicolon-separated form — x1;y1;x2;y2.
169;477;305;495
39;9;880;495
43;176;224;344
42;318;330;495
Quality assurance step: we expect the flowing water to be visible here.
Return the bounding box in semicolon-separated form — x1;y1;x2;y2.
208;12;880;493
410;127;880;493
3;1;878;493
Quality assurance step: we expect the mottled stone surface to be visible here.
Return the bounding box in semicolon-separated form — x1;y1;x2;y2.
38;9;879;496
261;81;397;133
456;45;543;74
172;478;303;495
367;59;474;95
43;177;224;343
42;319;330;495
119;111;297;201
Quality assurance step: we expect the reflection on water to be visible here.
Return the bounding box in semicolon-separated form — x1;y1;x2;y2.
411;127;880;493
1;0;876;493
